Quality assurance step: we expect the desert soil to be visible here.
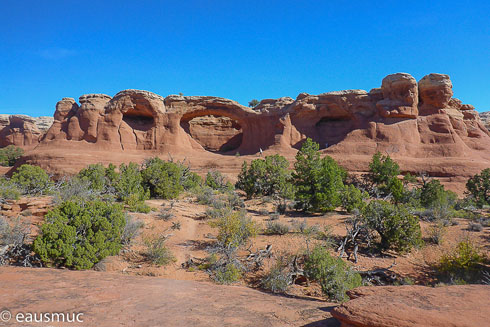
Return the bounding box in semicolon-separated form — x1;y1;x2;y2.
0;193;489;326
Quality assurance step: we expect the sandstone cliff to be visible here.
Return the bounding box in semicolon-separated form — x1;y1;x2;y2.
2;73;490;187
0;115;53;148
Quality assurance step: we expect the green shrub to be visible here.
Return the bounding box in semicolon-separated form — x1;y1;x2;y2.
466;168;490;208
304;246;362;302
53;177;103;204
420;181;457;223
386;177;406;203
269;213;280;221
0;216;30;248
0;145;24;166
114;162;149;204
403;187;422;208
341;184;368;213
421;179;457;209
274;181;295;214
121;215;144;246
0;177;21;201
181;170;202;191
205;206;233;220
427;222;446;245
205;170;232;192
33;200;126;270
292;219;320;237
206;210;255;285
226;191;245;209
212;262;242;284
261;256;292;293
209;210;258;249
314;225;336;247
194;186;219;205
195;185;241;211
144;236;174;266
116;163;150;212
156;208;175;221
438;238;485;282
292;139;345;212
264;221;290;235
0;216;31;265
368;152;400;186
77;163;113;192
236;154;291;199
366;152;410;201
362;200;422;252
248;99;259;108
258;208;269;216
141;158;183;199
11;164;53;195
127;198;151;213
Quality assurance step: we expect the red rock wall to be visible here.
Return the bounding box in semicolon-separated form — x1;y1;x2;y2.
3;73;490;184
0;115;53;149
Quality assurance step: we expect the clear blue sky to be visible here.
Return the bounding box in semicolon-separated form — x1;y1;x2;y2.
1;1;489;116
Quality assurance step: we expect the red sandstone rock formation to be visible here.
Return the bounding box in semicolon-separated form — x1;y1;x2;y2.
331;285;490;327
2;72;490;186
0;115;53;148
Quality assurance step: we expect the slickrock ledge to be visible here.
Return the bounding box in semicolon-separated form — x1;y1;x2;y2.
331;285;490;327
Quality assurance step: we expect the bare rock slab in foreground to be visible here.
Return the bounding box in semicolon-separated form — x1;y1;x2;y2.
0;267;336;327
331;285;490;327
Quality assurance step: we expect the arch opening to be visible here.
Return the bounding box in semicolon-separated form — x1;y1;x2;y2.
180;115;243;153
293;116;354;150
122;110;155;131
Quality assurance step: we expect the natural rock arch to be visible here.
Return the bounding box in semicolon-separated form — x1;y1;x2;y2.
180;112;244;153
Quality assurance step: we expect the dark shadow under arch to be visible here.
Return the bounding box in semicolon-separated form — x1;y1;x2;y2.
122;110;155;131
293;116;354;150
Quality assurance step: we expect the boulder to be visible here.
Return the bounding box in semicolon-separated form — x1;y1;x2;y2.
419;73;453;111
53;97;78;121
332;285;490;327
376;73;418;118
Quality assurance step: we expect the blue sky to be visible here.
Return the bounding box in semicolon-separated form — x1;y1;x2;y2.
1;1;489;116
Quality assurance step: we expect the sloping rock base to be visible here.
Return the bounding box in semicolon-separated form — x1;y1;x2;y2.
0;267;335;327
332;285;490;327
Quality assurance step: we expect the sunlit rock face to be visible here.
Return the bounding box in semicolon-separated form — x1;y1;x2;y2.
418;73;453;113
2;72;490;186
0;115;53;148
376;73;418;118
